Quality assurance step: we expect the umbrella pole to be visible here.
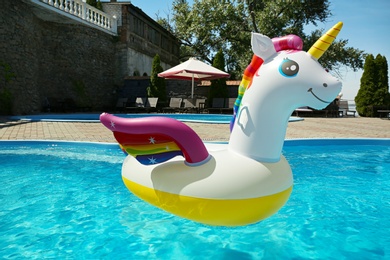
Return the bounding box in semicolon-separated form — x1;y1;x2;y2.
191;74;194;99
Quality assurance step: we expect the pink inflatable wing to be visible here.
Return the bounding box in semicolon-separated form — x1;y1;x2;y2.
100;113;210;166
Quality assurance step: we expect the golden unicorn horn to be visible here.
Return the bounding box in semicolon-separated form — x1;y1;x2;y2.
308;22;343;60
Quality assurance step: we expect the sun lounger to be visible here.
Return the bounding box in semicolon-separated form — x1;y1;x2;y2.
207;98;225;114
182;98;197;113
196;98;206;113
162;98;182;113
115;98;128;112
126;97;146;113
145;97;158;113
182;98;207;113
323;99;339;117
377;109;390;119
220;98;236;114
294;106;313;117
338;100;356;117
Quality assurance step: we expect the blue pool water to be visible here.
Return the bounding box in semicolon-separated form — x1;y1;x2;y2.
0;140;389;259
10;113;234;123
10;113;303;124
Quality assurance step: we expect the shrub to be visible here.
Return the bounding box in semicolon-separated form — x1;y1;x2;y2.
208;50;228;106
355;54;390;117
147;54;166;102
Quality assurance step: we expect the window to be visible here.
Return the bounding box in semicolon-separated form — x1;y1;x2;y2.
148;26;160;45
133;17;144;36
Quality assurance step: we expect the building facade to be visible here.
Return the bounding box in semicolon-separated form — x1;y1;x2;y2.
103;2;179;78
0;0;180;114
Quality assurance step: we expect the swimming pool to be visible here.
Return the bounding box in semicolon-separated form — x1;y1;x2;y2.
0;139;388;258
10;113;303;124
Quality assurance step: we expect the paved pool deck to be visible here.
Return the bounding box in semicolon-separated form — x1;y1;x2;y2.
0;116;389;143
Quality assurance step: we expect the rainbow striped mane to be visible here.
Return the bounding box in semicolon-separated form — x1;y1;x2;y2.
231;35;303;130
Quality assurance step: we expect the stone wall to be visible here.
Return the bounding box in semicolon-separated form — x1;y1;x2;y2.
0;1;120;115
0;1;232;115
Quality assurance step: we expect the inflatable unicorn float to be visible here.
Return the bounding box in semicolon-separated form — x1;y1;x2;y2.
100;22;343;226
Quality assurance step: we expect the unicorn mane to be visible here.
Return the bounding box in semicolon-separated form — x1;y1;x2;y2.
230;35;303;130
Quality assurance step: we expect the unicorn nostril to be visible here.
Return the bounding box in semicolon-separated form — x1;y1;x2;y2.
323;83;328;87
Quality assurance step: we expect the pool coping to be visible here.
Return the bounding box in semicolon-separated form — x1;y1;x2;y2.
8;113;304;124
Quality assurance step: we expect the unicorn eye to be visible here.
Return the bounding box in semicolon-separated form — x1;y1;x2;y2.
279;59;299;77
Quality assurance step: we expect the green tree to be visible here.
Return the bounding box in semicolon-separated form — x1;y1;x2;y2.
96;0;103;11
87;0;96;6
355;54;390;117
374;54;390;105
159;0;365;78
208;50;228;106
87;0;103;11
147;54;166;102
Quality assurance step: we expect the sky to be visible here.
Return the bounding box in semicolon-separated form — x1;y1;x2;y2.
111;0;390;101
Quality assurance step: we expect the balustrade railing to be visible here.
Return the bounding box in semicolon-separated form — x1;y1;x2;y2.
39;0;117;34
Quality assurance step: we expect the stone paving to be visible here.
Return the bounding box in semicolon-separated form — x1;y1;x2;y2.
0;116;389;143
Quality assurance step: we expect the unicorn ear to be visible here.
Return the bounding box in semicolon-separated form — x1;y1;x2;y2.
251;33;277;61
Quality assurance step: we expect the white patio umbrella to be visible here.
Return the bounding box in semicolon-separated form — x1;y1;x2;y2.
158;57;230;98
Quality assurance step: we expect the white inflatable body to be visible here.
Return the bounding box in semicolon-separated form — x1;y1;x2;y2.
100;22;343;226
121;143;292;226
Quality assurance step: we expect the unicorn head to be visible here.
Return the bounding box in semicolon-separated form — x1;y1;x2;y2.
229;22;343;163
